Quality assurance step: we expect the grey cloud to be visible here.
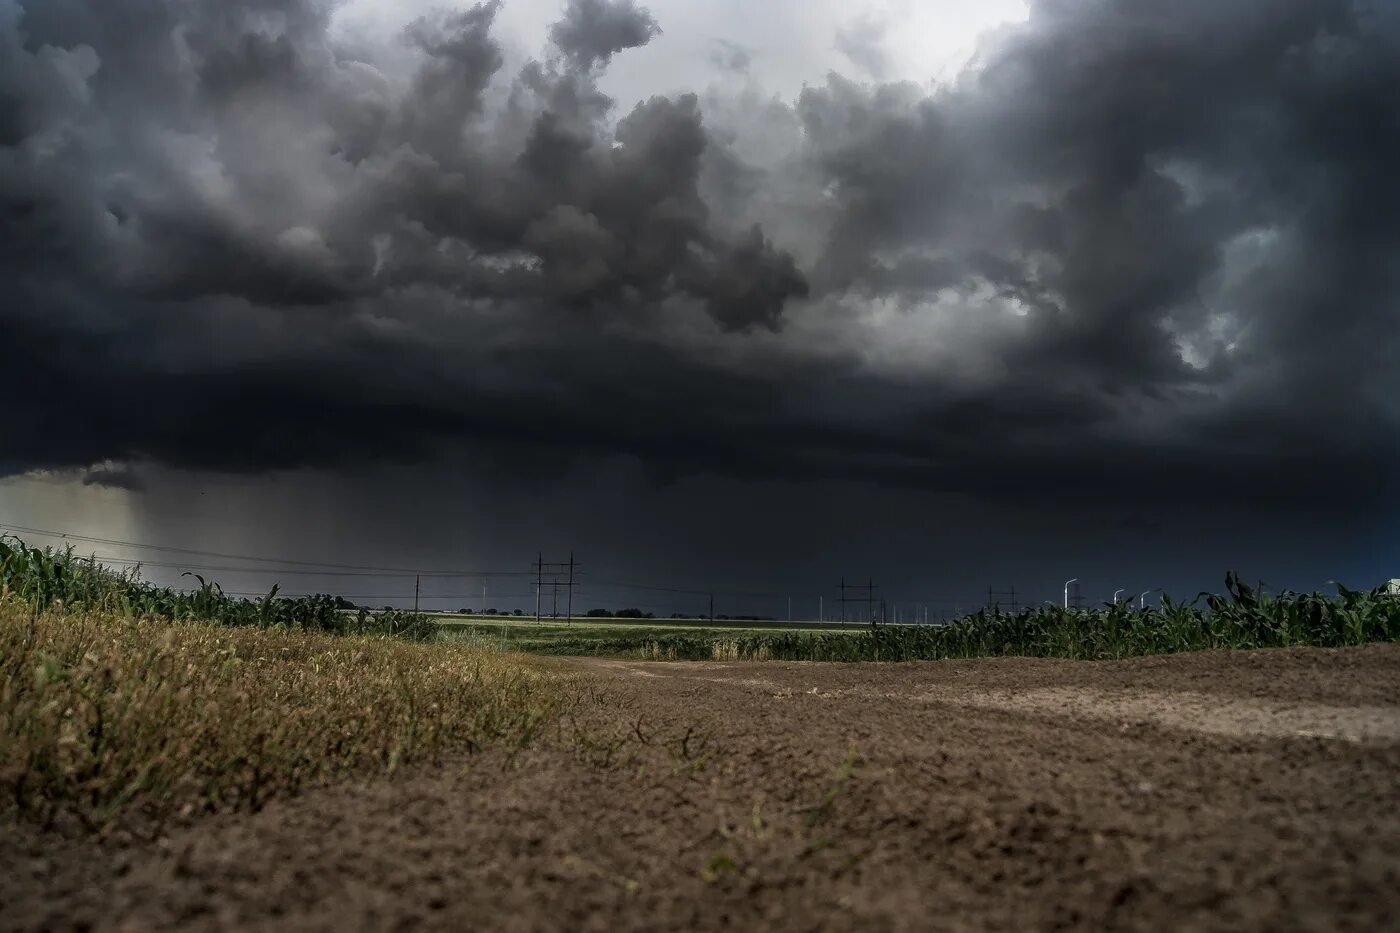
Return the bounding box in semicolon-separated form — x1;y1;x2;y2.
401;3;505;155
549;0;661;71
690;225;809;332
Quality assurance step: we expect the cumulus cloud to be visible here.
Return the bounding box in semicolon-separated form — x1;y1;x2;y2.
0;0;1396;512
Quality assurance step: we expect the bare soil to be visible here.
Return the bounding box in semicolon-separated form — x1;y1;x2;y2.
5;645;1400;931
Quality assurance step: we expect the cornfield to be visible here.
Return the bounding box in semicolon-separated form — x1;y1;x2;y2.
0;535;434;641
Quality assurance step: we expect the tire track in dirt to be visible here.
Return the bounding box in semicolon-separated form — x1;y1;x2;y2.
575;652;1400;744
927;687;1400;744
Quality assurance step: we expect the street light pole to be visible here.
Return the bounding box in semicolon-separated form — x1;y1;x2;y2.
1139;588;1161;608
1113;589;1125;605
1063;578;1078;610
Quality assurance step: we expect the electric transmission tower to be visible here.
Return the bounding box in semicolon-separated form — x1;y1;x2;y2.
837;577;879;626
531;552;580;623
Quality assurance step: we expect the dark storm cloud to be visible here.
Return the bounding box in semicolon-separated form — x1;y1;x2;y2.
1;0;1397;512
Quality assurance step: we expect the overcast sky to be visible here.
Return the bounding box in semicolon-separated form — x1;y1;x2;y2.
2;0;1397;615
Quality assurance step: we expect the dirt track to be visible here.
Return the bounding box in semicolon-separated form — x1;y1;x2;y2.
6;646;1400;931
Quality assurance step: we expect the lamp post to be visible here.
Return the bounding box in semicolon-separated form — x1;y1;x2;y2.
1113;589;1125;605
1063;578;1078;610
1139;588;1162;608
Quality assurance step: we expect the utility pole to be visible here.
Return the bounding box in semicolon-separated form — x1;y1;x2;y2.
414;573;420;614
566;552;575;625
787;596;791;623
535;551;542;622
709;592;714;623
819;595;823;623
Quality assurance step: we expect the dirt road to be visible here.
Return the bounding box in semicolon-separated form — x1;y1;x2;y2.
6;646;1400;931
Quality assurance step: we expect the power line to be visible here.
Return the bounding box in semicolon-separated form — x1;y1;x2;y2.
219;590;545;600
72;555;424;578
0;523;530;576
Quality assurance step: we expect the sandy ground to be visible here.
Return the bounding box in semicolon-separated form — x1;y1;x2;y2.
5;645;1400;931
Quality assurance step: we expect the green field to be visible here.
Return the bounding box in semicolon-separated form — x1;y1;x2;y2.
436;614;859;657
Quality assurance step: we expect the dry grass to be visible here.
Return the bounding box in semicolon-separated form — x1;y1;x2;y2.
0;602;561;832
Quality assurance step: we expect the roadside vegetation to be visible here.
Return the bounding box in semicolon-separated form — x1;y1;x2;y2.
0;605;562;831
